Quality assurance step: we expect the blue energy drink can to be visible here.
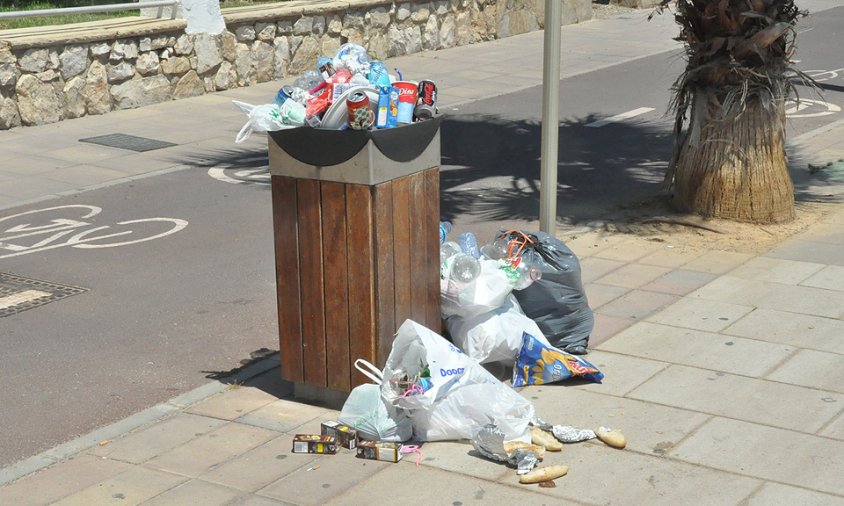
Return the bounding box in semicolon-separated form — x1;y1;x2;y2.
274;85;295;106
376;85;398;129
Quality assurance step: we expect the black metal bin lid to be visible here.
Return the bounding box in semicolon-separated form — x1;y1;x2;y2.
269;115;443;167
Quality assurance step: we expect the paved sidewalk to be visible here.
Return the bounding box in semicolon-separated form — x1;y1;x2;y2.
3;3;844;505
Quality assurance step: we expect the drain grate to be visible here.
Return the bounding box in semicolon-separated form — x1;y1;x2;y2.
79;133;176;152
0;272;88;317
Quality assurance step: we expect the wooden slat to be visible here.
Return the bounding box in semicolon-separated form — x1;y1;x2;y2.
391;175;412;344
373;181;396;366
296;179;327;387
424;168;442;333
346;183;376;385
407;171;427;323
320;182;350;391
271;176;303;383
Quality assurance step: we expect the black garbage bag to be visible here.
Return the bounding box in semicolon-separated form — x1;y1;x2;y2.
501;231;594;354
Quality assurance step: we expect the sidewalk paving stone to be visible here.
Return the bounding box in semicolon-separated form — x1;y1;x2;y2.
722;308;844;355
87;413;227;464
569;350;668;397
498;442;760;506
645;297;755;332
579;257;625;283
234;398;332;433
416;441;514;481
0;454;132;506
527;387;710;455
186;385;281;421
640;268;717;296
627;364;843;433
327;464;568;506
583;283;630;309
200;435;320;493
669;417;844;496
589;313;636;348
726;257;826;285
230;496;291;506
144;422;279;478
594;289;680;321
680;250;753;274
594;263;672;290
256;447;392;506
599;321;795;377
764;349;844;393
52;466;188;506
690;277;844;319
766;239;844;267
801;265;844;291
743;483;844;506
144;478;245;505
820;411;844;440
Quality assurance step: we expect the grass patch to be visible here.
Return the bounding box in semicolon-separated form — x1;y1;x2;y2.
0;2;137;30
0;0;288;30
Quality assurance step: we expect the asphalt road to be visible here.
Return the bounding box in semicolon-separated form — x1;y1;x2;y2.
1;6;843;468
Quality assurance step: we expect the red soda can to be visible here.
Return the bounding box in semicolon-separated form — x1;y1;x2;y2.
418;80;437;107
347;91;373;130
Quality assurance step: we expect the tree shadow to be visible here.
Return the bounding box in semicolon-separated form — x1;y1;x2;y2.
178;113;844;230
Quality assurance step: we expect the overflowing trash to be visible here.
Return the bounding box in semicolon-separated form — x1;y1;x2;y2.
234;43;438;143
288;223;623;484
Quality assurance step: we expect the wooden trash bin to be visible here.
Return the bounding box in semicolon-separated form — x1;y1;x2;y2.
268;117;443;402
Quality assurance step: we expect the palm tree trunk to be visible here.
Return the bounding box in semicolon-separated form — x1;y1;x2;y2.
672;91;795;223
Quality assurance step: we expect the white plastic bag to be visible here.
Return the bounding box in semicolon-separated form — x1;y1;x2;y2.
338;360;413;442
446;295;551;365
382;320;534;442
232;100;296;143
440;258;514;319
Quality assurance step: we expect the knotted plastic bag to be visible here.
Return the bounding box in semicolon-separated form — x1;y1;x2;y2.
382;320;534;442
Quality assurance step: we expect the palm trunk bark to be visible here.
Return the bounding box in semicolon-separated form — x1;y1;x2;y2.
672;91;795;223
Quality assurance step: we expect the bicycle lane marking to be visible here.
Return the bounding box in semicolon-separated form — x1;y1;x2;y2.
0;205;188;259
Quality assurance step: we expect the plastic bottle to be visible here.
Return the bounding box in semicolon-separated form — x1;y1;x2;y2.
440;241;461;263
439;221;453;244
450;253;481;283
458;232;481;259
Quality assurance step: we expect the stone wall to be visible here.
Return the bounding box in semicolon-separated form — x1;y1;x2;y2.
0;0;592;130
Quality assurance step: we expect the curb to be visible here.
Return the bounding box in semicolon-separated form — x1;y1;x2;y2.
0;353;281;487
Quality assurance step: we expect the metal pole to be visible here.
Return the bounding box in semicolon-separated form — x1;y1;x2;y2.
539;0;562;235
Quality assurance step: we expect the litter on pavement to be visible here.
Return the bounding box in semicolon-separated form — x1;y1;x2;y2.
288;223;627;486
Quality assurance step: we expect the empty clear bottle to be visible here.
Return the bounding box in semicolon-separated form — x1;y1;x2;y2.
458;232;481;259
450;253;481;283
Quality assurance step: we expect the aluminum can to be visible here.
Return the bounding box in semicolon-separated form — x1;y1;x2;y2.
347;91;372;130
274;85;296;106
414;103;436;121
418;80;437;107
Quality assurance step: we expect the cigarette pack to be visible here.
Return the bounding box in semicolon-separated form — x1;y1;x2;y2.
321;421;358;449
356;441;403;463
292;435;338;455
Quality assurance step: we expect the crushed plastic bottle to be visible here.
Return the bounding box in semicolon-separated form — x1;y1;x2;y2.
458;232;481;259
294;70;323;93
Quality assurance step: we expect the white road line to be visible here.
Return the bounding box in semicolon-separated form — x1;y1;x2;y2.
586;107;655;128
0;290;51;310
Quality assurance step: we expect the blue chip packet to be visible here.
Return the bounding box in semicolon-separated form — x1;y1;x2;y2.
512;332;604;387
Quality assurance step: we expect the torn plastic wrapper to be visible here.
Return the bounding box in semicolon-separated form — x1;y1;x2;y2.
471;424;538;475
535;419;596;443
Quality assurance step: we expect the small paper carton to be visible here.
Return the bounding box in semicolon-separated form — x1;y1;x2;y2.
321;421;358;449
356;441;402;463
292;435;338;455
